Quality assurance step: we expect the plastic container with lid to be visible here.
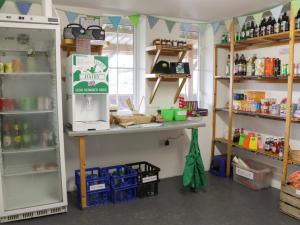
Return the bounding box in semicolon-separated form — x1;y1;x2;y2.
232;159;273;190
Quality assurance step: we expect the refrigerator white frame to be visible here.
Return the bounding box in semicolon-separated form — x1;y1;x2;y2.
0;21;67;218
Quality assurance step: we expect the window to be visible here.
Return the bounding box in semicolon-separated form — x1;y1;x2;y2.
180;27;200;102
101;18;135;110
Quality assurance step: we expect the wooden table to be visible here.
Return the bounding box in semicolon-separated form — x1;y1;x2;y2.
66;120;206;208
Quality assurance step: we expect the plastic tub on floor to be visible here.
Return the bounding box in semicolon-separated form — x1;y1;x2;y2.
232;159;273;190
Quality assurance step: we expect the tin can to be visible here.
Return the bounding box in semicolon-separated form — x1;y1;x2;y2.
0;62;4;73
270;104;279;115
255;58;265;76
37;96;45;110
4;62;13;73
281;64;288;76
44;97;52;110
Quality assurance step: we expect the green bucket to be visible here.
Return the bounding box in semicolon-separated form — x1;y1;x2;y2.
174;108;187;121
161;108;174;122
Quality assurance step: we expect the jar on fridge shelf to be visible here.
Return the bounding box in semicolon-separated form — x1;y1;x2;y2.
261;99;270;114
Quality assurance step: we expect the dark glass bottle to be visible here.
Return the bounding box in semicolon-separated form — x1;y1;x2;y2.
234;54;239;76
296;9;300;29
249;21;255;38
260;18;266;36
266;16;272;35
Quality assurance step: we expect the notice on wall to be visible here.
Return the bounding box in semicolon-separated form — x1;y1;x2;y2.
72;54;109;94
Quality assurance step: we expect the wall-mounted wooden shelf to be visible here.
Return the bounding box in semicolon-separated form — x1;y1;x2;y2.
146;45;192;104
61;39;109;56
214;75;300;83
216;30;300;51
215;138;300;165
216;108;300;123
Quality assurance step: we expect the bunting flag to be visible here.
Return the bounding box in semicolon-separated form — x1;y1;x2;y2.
181;23;193;33
292;0;300;17
224;18;233;32
253;12;263;26
108;16;121;29
0;0;6;9
237;15;247;31
270;5;283;21
147;15;159;29
198;23;207;33
211;21;220;33
65;11;79;23
165;20;176;33
16;1;32;15
128;14;140;27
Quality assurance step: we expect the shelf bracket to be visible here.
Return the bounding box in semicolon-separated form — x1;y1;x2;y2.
149;77;162;104
150;49;161;73
178;50;187;62
174;78;187;104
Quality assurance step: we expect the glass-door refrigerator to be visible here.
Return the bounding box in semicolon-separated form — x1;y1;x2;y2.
0;9;67;223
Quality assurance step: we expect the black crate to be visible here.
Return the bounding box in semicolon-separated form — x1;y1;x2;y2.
126;161;160;198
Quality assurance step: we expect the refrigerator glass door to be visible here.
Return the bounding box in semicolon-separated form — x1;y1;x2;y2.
0;26;63;211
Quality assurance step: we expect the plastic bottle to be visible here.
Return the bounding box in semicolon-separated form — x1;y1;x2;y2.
226;54;230;76
13;121;22;149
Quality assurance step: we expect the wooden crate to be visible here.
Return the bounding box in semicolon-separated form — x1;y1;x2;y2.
280;185;300;220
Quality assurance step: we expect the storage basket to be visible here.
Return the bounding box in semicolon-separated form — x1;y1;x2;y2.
232;159;273;190
75;167;110;207
126;161;160;198
103;165;138;189
161;108;174;122
111;186;137;203
174;108;187;121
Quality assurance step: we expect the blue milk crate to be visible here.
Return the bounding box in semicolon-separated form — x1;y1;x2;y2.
102;165;138;189
111;185;138;203
75;167;110;207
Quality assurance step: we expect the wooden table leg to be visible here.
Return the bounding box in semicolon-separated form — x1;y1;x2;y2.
79;136;87;209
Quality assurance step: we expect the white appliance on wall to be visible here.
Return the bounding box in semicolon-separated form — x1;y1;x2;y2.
0;0;67;223
66;54;110;131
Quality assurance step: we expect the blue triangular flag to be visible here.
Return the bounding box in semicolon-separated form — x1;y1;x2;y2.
181;23;192;33
147;15;159;29
108;16;122;29
271;5;283;21
65;11;79;23
165;20;176;33
211;21;220;33
16;1;32;15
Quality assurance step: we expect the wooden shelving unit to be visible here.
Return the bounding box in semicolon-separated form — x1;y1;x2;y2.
212;2;300;220
146;45;192;104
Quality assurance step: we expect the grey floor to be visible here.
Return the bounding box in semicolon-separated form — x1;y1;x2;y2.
9;174;300;225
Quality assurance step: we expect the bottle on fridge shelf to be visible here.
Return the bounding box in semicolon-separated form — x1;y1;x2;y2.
13;121;22;149
3;122;12;150
22;122;31;148
239;54;246;76
226;54;230;76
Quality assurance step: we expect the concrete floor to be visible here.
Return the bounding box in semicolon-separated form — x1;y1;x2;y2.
8;174;300;225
